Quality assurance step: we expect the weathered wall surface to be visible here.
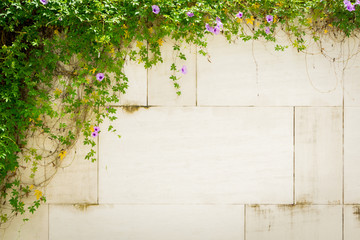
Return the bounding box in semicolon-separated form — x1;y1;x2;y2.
2;34;360;240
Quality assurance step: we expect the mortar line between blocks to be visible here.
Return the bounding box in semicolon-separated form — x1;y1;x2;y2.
48;204;50;240
146;41;149;106
195;45;198;107
341;41;345;240
293;106;296;204
244;205;247;240
342;47;345;240
342;205;345;240
97;107;100;205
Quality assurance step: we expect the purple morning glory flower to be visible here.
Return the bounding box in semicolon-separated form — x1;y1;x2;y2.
213;26;220;35
58;17;62;21
94;126;100;132
96;73;105;81
216;18;223;30
344;0;355;11
91;132;98;138
152;5;160;14
186;12;194;17
181;65;188;74
236;12;243;18
205;23;211;31
266;15;273;23
265;27;270;35
40;0;48;5
347;3;355;11
356;0;360;5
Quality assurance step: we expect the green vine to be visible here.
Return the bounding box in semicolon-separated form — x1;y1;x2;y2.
1;0;359;227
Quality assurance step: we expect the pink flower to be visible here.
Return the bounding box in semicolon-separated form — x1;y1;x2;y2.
266;15;273;23
265;27;271;35
186;12;194;17
94;126;100;132
40;0;48;5
213;26;221;35
236;12;243;18
181;65;188;74
152;5;160;14
96;73;105;81
91;132;98;138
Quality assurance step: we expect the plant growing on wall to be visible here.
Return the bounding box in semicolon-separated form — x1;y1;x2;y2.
0;0;359;227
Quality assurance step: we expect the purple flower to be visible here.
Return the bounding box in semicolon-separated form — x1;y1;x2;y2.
344;0;355;11
216;18;223;30
265;27;271;35
152;5;160;14
236;12;243;18
40;0;48;5
266;15;273;23
181;65;188;74
96;73;105;81
186;12;194;17
347;3;355;11
205;23;211;32
356;0;360;5
91;132;98;138
213;26;221;35
94;126;100;132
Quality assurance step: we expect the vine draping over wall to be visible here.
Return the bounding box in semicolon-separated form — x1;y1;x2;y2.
1;0;359;227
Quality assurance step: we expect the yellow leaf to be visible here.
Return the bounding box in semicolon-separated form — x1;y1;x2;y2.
253;3;260;9
307;18;312;24
236;18;243;23
121;24;127;29
54;30;59;36
274;16;278;23
328;24;333;27
246;16;254;25
124;30;130;39
90;68;97;74
29;185;34;190
136;41;143;48
59;150;67;161
324;29;328;34
157;38;164;46
34;190;42;200
54;88;62;96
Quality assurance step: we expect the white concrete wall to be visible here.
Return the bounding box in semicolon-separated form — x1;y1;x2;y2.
2;35;360;240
